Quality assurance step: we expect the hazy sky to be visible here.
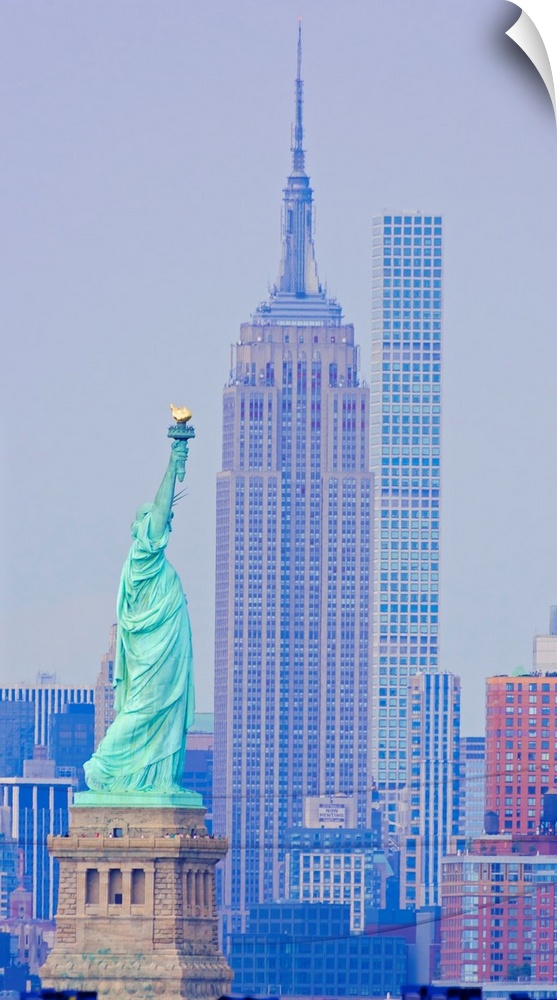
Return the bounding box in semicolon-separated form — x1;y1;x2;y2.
1;1;556;734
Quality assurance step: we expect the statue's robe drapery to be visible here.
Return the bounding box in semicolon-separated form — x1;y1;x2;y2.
84;509;194;792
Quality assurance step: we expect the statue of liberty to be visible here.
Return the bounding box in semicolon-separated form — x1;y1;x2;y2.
83;410;196;797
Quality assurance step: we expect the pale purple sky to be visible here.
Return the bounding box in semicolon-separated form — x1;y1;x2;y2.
1;1;556;733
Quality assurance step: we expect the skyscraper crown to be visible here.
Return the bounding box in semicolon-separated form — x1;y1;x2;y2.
253;23;342;326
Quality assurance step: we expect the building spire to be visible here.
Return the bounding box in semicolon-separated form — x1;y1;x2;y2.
292;19;305;174
276;20;319;297
252;22;342;325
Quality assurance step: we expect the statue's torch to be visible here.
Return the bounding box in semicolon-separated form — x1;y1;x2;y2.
168;404;196;483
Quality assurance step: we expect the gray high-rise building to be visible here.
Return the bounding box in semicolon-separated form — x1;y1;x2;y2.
370;211;443;829
213;29;373;933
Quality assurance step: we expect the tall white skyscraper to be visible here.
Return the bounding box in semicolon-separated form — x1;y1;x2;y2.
213;29;373;934
370;212;443;828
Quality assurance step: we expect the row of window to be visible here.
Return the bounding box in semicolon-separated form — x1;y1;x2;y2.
85;867;145;906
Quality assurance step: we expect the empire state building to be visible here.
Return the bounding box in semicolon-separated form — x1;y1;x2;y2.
213;28;373;932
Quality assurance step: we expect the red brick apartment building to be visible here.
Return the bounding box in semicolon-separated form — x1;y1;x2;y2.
485;674;557;834
440;834;557;983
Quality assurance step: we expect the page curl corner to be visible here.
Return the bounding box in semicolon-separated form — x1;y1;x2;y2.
505;2;556;122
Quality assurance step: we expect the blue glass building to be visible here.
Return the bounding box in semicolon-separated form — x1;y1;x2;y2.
0;701;34;777
49;702;95;791
229;902;408;997
182;714;215;832
370;212;443;828
214;29;373;933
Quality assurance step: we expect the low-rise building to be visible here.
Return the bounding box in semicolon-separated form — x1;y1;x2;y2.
286;824;390;933
284;795;389;933
230;901;407;997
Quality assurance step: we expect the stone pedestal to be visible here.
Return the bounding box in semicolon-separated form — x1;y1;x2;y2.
40;804;232;1000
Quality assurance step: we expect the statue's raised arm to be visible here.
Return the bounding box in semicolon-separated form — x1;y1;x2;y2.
82;414;198;803
148;438;188;539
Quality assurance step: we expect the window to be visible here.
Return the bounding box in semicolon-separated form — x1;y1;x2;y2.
108;868;123;905
131;868;145;905
85;869;99;905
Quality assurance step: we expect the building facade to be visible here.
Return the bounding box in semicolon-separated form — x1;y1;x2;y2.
0;807;18;920
0;701;35;778
459;736;487;840
0;682;94;749
370;212;443;828
440;834;557;983
533;605;557;673
49;703;95;791
183;716;215;833
213;30;373;932
230;902;407;998
285;823;390;933
94;624;117;749
401;672;460;908
0;776;73;920
485;673;557;835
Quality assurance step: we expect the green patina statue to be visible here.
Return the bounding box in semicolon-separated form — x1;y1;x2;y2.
80;412;200;806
